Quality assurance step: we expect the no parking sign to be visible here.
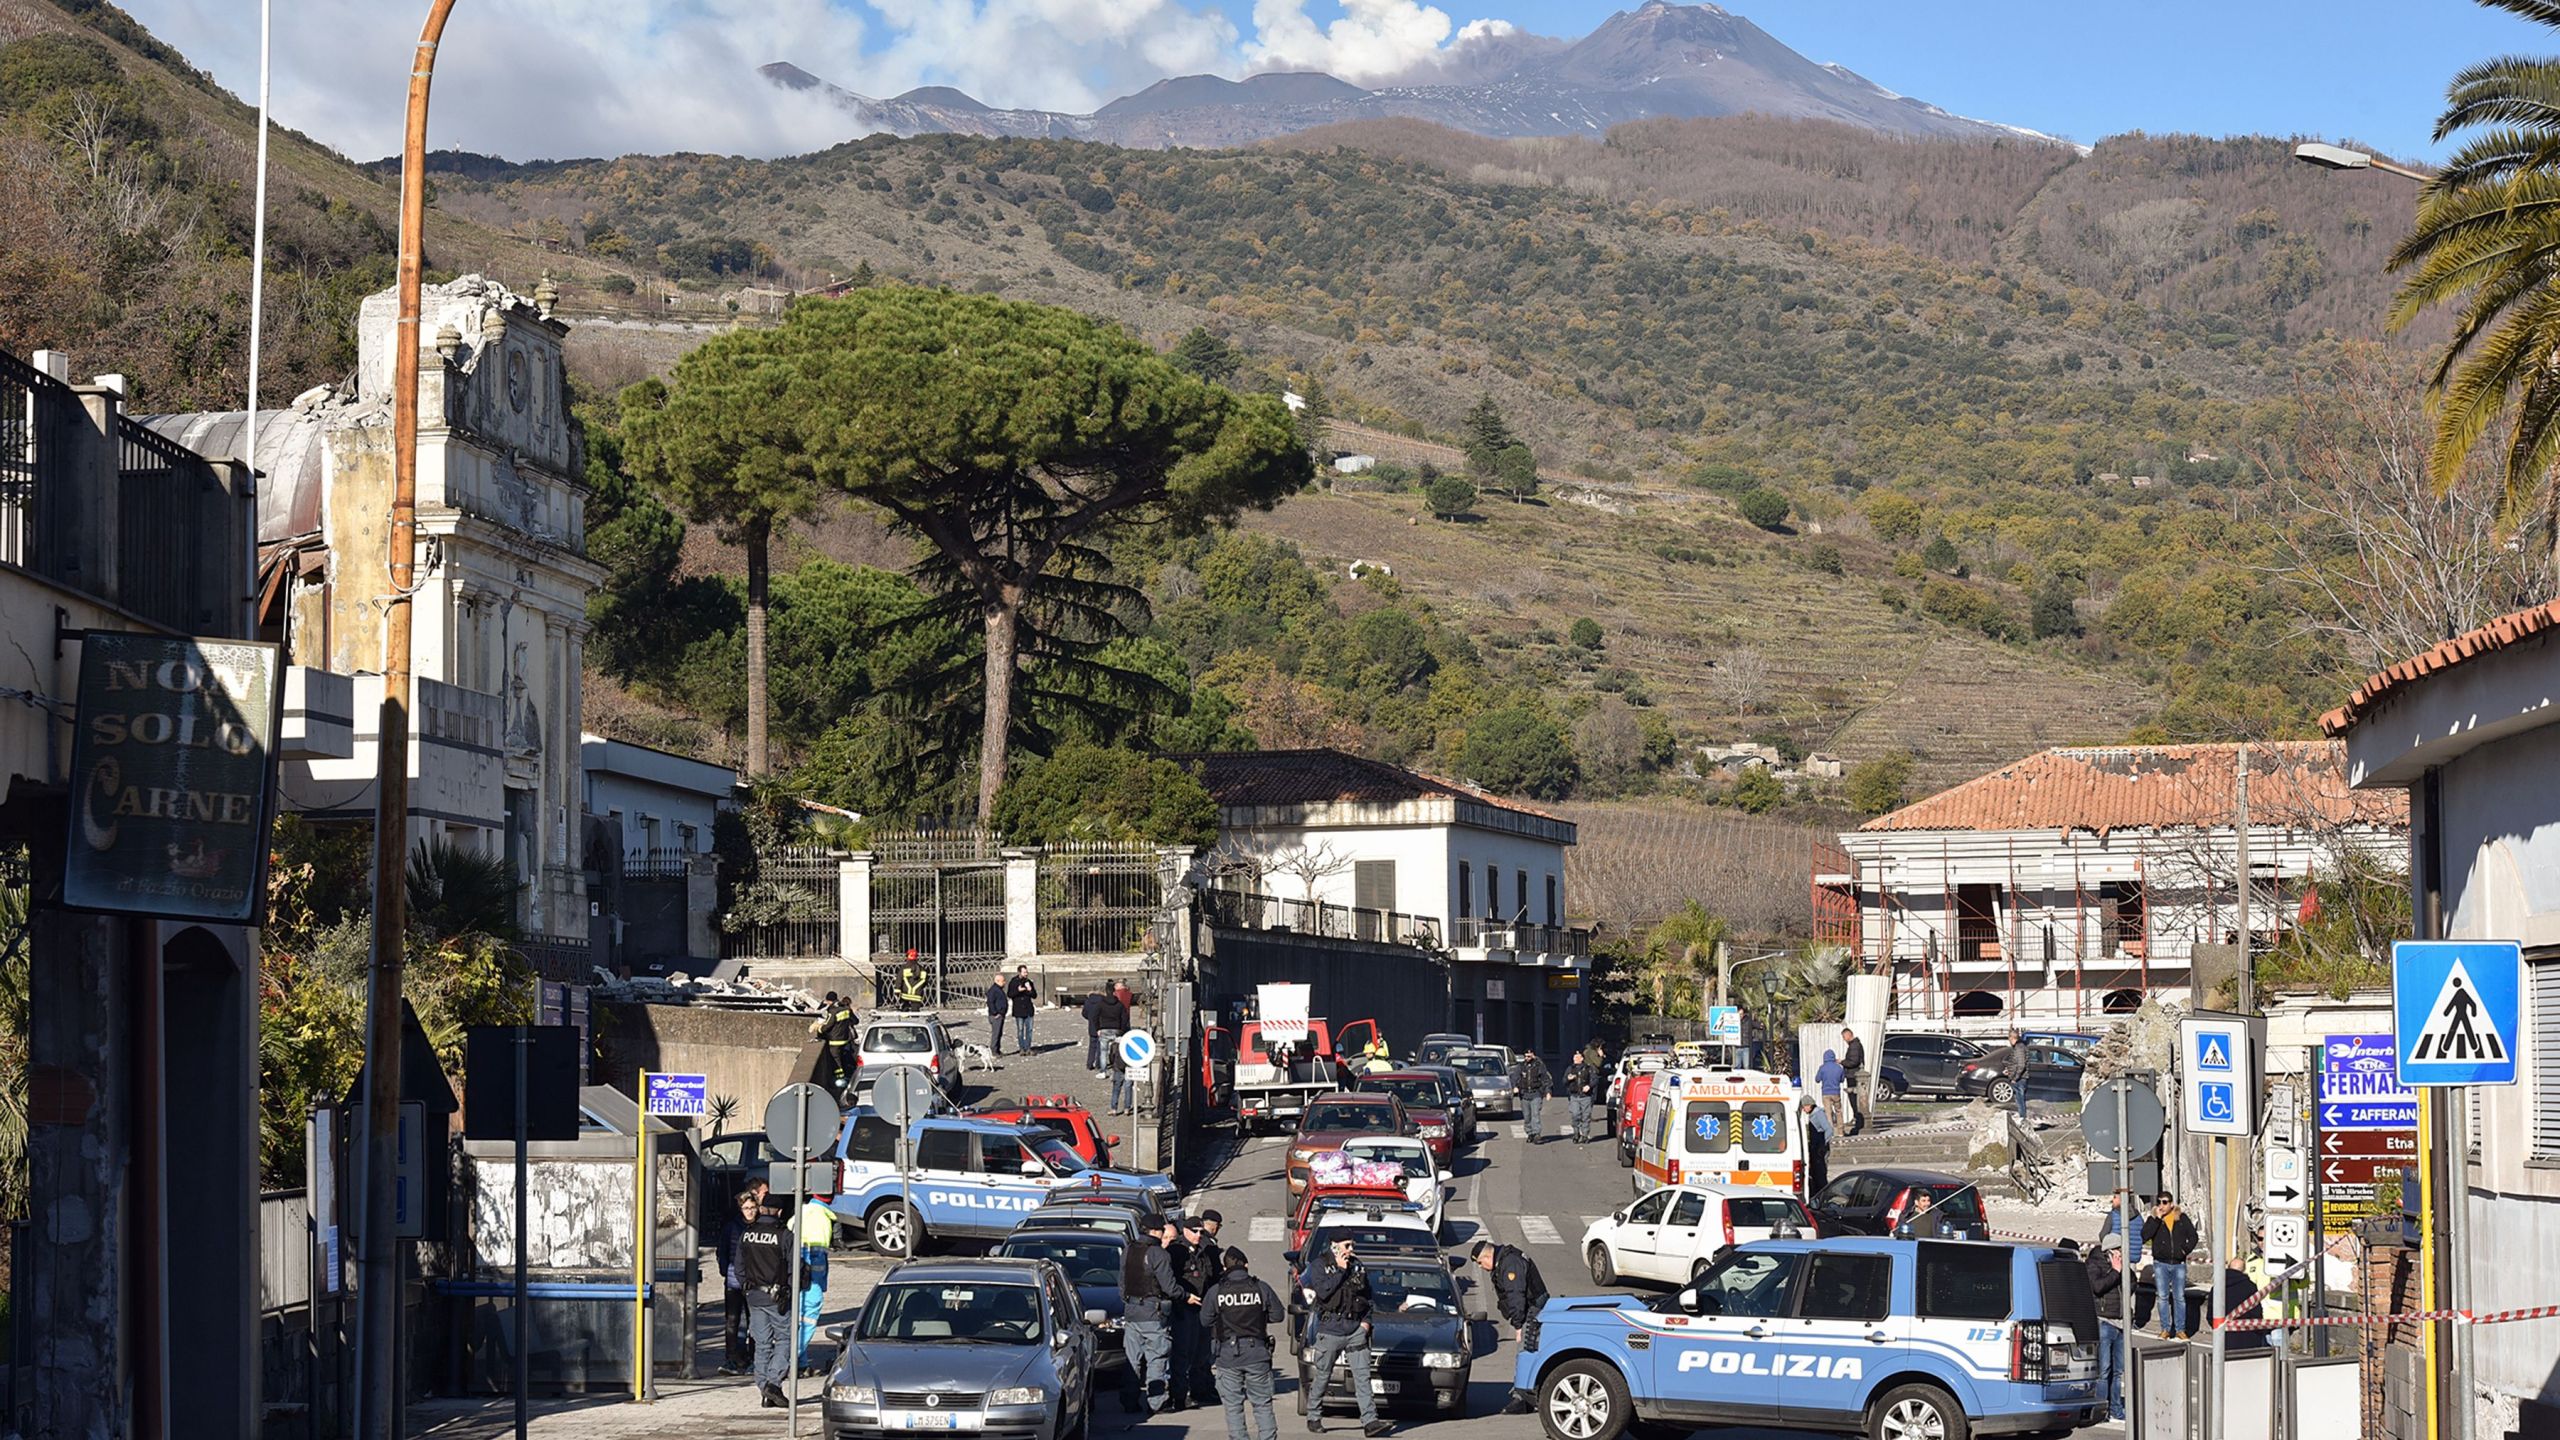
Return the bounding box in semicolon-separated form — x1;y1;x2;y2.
1117;1029;1158;1070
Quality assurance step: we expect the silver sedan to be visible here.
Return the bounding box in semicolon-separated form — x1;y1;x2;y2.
824;1258;1103;1440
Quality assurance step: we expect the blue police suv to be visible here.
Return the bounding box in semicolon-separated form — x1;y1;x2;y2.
1511;1236;2100;1440
831;1109;1178;1257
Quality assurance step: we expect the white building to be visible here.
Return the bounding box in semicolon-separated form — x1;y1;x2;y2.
582;732;739;862
147;275;606;960
1815;743;2406;1035
2326;602;2560;1439
1176;748;1593;1054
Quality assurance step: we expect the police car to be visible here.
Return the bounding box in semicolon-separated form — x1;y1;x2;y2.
829;1109;1178;1256
1511;1237;2099;1440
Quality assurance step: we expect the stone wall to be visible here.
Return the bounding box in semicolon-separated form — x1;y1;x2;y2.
592;1001;826;1120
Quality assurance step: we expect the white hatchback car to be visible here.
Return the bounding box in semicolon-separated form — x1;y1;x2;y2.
856;1012;963;1098
1339;1137;1453;1239
1579;1180;1817;1288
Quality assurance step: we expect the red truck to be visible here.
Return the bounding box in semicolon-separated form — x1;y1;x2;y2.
1200;1015;1381;1135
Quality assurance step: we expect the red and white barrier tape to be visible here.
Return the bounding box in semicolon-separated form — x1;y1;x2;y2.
2219;1304;2560;1332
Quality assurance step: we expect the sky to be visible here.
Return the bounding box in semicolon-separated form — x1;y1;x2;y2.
112;0;2551;162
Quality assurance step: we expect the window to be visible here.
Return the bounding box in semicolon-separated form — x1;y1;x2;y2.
914;1128;970;1172
2533;956;2560;1162
1626;1190;1671;1225
1729;1197;1808;1230
846;1117;899;1164
1681;1100;1733;1154
1666;1191;1706;1228
1689;1251;1802;1318
1457;862;1471;919
1737;1101;1790;1154
1800;1253;1892;1321
1486;866;1501;920
1516;870;1529;922
978;1136;1034;1174
1952;990;2005;1018
1354;860;1396;912
1545;874;1558;925
2100;881;2146;956
1915;1242;2011;1320
1847;1174;1892;1208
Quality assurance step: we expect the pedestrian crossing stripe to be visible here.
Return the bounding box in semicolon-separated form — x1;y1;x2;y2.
1517;1215;1561;1244
2407;957;2507;1064
1247;1216;1287;1243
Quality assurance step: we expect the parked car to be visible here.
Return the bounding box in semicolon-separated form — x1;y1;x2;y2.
1453;1046;1519;1117
1954;1043;2089;1105
1350;1070;1460;1163
1875;1064;1912;1101
2022;1030;2103;1057
1808;1167;1989;1238
856;1013;964;1099
1338;1136;1452;1239
1614;1071;1663;1169
820;1257;1103;1440
1406;1062;1479;1142
829;1110;1173;1256
1580;1181;1819;1288
1879;1033;1987;1098
1286;1092;1413;1195
1289;1183;1432;1256
992;1228;1131;1380
1508;1237;2102;1440
1606;1047;1673;1118
1295;1249;1471;1418
968;1095;1118;1167
1410;1032;1475;1068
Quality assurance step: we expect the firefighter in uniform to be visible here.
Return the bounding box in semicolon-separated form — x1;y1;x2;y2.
1202;1249;1285;1440
893;948;930;1009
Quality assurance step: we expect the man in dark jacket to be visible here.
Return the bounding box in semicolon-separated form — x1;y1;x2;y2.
985;978;1010;1054
1563;1050;1603;1143
717;1187;757;1372
1470;1239;1548;1342
1005;965;1040;1055
1179;1212;1225;1404
1515;1051;1553;1143
1300;1236;1387;1436
1123;1216;1183;1414
1164;1217;1210;1413
1202;1249;1285;1440
1838;1028;1867;1134
1084;986;1111;1071
2141;1192;2200;1338
2088;1234;2127;1420
734;1191;797;1408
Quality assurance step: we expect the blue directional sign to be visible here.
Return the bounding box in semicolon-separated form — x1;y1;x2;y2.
644;1072;709;1116
1707;1006;1742;1044
2320;1034;2417;1130
2392;941;2522;1086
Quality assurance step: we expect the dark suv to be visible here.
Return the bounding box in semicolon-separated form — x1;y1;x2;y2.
1879;1032;1987;1098
1809;1167;1989;1237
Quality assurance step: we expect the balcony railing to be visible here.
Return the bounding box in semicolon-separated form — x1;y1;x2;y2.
1449;916;1592;960
1198;888;1445;951
2;348;248;636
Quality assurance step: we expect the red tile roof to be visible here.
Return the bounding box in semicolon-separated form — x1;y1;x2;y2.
1169;749;1568;826
1858;742;2405;835
2319;600;2560;737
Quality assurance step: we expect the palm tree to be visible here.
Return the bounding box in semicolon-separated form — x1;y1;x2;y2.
2390;0;2560;555
405;839;522;942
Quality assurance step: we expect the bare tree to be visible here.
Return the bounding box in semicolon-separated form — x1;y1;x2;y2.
2265;351;2553;673
1707;646;1772;718
1265;841;1355;903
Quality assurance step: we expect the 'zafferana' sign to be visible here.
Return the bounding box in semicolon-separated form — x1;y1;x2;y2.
65;634;281;922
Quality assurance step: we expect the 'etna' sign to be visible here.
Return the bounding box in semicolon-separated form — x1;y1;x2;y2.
65;634;280;922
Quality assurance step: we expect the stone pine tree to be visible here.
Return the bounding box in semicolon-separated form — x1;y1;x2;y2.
1170;326;1240;384
619;352;823;777
769;289;1312;824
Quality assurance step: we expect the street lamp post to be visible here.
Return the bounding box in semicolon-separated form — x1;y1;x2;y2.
2292;141;2434;183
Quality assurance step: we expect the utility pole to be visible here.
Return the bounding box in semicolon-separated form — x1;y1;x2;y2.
2234;744;2252;1015
356;6;456;1437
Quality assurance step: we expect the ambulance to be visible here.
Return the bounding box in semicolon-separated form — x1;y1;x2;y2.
1630;1066;1809;1198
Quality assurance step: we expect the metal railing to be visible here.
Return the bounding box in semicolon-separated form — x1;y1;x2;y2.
719;844;842;961
1450;916;1592;959
113;415;224;633
0;349;82;579
1199;888;1445;950
1039;840;1160;955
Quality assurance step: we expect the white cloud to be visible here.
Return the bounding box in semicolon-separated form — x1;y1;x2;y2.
113;0;1512;159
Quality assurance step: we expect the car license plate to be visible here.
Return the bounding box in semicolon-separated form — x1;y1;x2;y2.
896;1414;971;1430
1371;1380;1400;1394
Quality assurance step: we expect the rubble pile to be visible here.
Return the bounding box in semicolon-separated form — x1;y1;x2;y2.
588;969;826;1013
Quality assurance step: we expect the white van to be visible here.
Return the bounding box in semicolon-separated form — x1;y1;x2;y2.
1630;1066;1809;1198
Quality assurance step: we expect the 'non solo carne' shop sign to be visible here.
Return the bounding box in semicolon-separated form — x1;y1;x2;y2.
65;633;281;922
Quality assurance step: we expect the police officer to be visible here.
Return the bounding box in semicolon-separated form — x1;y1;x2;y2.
1300;1235;1390;1437
894;948;931;1009
1515;1050;1552;1143
1202;1249;1285;1440
1122;1214;1183;1414
1563;1049;1602;1143
1165;1217;1206;1413
1179;1212;1225;1404
735;1190;797;1409
1470;1238;1548;1346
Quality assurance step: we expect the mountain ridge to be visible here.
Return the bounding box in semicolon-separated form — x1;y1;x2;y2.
761;1;2075;152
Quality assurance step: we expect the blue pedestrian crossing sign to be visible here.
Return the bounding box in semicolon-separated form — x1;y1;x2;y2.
2194;1033;2233;1073
2393;941;2522;1086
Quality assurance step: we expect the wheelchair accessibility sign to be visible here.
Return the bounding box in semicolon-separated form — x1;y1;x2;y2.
2180;1013;2257;1137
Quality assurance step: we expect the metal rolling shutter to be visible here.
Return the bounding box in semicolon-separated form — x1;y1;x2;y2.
2531;957;2560;1161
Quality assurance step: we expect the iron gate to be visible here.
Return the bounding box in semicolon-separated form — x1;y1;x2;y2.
870;832;1007;1008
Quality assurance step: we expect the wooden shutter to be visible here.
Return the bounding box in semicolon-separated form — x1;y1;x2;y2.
2532;957;2560;1162
1353;860;1395;912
